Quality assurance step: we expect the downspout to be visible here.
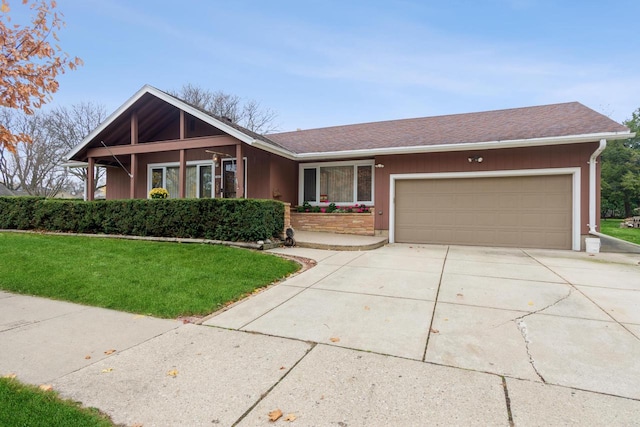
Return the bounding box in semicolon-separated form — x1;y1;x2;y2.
588;139;607;234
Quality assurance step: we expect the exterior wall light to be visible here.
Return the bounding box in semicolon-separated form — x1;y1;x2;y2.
374;163;385;168
468;156;484;163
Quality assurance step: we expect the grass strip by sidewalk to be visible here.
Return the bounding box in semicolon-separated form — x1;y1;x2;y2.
0;377;113;427
0;232;299;318
600;219;640;245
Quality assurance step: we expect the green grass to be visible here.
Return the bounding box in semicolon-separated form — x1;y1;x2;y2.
0;377;113;427
0;232;299;318
600;219;640;245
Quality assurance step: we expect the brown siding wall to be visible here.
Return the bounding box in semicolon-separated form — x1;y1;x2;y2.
106;168;130;199
374;142;600;235
270;155;298;205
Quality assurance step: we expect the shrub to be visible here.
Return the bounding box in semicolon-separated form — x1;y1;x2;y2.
0;197;284;242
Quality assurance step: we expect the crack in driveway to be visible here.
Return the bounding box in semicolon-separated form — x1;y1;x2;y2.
512;287;573;382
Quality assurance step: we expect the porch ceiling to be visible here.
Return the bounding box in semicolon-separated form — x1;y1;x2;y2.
76;93;226;161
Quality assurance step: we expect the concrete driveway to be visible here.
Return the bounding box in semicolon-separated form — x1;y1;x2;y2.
2;243;639;426
206;244;640;406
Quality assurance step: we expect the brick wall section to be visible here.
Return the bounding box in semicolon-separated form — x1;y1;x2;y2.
290;210;375;236
283;203;291;237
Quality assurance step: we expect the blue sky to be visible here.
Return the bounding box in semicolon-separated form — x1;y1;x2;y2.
18;0;640;131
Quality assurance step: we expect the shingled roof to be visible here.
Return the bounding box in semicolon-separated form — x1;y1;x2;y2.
267;102;630;155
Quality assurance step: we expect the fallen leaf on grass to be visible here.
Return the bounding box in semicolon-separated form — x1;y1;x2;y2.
430;328;440;334
104;349;116;355
329;337;340;343
167;369;178;377
3;373;17;379
284;413;297;421
39;384;53;392
101;368;113;373
268;409;283;422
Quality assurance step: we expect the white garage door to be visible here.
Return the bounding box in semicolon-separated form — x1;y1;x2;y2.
394;175;572;249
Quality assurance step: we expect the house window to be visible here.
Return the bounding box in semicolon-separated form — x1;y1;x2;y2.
148;162;213;198
299;160;374;205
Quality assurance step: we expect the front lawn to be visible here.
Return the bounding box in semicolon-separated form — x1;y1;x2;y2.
0;377;113;427
0;232;299;318
600;219;640;245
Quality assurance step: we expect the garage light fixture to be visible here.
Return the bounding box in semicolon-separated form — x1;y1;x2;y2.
468;156;483;163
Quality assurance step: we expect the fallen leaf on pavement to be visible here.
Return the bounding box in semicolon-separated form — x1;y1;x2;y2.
85;355;91;360
133;315;146;319
329;337;340;343
104;349;116;355
456;293;464;298
284;413;297;422
364;306;370;311
167;369;178;377
528;301;534;306
268;409;283;422
3;373;17;379
430;328;440;334
280;366;287;370
101;368;113;373
131;423;143;427
39;384;53;392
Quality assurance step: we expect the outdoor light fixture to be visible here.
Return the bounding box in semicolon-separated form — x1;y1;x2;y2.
467;156;484;163
205;150;232;167
374;163;385;168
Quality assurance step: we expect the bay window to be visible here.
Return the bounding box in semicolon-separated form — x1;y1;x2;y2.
299;160;374;205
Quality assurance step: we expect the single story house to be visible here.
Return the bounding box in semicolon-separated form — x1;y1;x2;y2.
66;85;633;250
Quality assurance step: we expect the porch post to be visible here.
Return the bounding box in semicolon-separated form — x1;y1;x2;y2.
179;149;186;198
130;153;137;199
235;143;244;198
87;157;95;201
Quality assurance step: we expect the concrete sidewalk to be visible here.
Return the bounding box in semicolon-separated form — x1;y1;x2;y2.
1;244;640;426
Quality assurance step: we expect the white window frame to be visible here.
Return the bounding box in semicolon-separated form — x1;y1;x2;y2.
298;159;375;205
147;160;214;198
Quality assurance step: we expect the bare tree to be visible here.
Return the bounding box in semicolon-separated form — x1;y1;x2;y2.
48;102;107;193
1;110;68;196
169;84;279;134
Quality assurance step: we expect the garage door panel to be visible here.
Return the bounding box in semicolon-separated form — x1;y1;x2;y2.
394;175;572;249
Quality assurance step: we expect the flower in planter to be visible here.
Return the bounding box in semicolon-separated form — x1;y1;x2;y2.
149;187;169;199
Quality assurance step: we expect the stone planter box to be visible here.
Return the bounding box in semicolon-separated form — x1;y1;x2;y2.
290;210;375;236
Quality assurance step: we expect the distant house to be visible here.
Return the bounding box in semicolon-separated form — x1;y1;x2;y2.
66;85;633;250
0;183;15;196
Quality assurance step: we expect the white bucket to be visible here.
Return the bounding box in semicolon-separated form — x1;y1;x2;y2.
585;238;601;254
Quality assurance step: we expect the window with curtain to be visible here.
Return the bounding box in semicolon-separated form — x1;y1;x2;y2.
301;161;374;205
148;162;213;199
320;166;353;203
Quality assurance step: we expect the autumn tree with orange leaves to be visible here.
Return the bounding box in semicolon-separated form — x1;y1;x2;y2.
0;0;82;151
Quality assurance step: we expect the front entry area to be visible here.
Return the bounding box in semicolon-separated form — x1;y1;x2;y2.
393;174;574;249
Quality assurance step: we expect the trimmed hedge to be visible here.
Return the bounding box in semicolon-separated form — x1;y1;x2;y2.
0;197;285;242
